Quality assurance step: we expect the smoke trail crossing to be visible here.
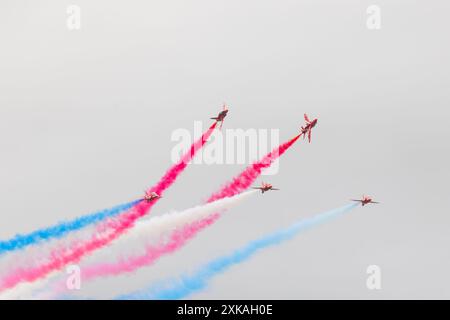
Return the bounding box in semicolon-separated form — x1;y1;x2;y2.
53;134;302;286
45;190;258;296
118;202;358;300
0;200;140;255
0;122;217;293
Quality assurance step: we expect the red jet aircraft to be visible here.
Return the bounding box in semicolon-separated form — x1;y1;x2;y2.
143;191;162;203
300;114;318;143
210;104;228;130
351;195;379;206
252;182;280;194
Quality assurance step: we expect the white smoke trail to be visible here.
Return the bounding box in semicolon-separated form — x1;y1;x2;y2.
119;202;360;300
112;189;258;248
26;190;258;299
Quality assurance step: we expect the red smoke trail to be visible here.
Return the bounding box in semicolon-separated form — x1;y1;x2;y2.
59;134;302;283
0;122;217;292
80;214;219;280
146;134;302;261
207;134;301;202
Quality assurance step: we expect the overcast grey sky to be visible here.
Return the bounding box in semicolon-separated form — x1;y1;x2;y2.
0;0;449;299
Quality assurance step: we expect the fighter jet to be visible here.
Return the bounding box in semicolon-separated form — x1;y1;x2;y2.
210;104;228;130
300;113;318;143
143;191;161;202
252;182;280;194
351;195;379;206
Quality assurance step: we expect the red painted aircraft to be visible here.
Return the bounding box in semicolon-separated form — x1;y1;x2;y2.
210;104;228;129
351;195;379;206
300;114;318;143
143;191;162;202
252;182;280;194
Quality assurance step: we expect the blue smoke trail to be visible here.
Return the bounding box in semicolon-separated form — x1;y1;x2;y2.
117;202;359;300
0;200;141;255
